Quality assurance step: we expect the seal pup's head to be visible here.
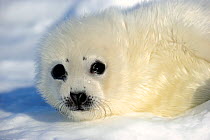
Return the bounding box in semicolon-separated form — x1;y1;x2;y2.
36;11;136;121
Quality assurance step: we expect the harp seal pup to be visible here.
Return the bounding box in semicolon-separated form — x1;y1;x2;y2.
36;0;210;121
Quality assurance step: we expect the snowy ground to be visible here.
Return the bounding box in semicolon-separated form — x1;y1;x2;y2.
0;0;210;139
0;86;210;139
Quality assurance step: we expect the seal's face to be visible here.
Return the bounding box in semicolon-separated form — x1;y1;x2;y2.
37;16;129;121
50;54;108;111
45;53;113;121
51;59;106;112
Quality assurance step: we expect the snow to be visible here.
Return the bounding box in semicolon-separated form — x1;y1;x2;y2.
1;86;210;139
0;0;210;139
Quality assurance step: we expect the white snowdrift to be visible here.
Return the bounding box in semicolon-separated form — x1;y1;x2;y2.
0;87;210;139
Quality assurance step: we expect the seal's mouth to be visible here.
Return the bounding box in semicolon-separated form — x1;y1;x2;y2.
63;96;94;111
55;96;112;120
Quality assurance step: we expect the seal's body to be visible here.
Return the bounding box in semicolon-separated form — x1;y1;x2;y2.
36;0;210;121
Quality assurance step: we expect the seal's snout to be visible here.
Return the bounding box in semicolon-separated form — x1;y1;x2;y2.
70;91;87;105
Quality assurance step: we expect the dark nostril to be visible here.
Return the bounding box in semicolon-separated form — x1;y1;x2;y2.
70;92;87;105
79;93;87;104
70;93;78;105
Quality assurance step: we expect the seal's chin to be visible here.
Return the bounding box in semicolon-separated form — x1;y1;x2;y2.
72;107;87;111
55;96;110;121
68;105;92;111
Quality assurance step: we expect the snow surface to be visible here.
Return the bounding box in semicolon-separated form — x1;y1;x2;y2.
1;87;210;139
0;0;210;139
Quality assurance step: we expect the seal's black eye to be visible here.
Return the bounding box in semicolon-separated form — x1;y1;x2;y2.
51;64;67;81
90;61;105;75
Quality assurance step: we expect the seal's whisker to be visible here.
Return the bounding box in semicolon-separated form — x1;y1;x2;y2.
97;98;112;117
54;101;64;114
90;103;98;120
60;102;66;116
95;100;107;119
64;105;69;116
101;100;112;116
54;100;62;108
94;102;103;119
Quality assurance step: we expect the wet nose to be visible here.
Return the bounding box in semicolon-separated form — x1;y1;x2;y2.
70;92;87;105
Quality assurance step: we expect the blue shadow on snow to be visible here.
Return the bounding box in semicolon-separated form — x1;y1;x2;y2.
0;86;68;122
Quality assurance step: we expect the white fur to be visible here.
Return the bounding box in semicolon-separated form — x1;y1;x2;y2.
36;0;210;121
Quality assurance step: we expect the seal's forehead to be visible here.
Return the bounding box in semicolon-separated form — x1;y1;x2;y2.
41;12;127;63
64;18;118;49
44;22;115;54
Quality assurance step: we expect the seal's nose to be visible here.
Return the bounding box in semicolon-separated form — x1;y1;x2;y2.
70;92;87;105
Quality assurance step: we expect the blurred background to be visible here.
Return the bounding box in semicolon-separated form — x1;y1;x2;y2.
0;0;146;93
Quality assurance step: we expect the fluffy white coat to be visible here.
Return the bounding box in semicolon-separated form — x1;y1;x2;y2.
36;0;210;121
